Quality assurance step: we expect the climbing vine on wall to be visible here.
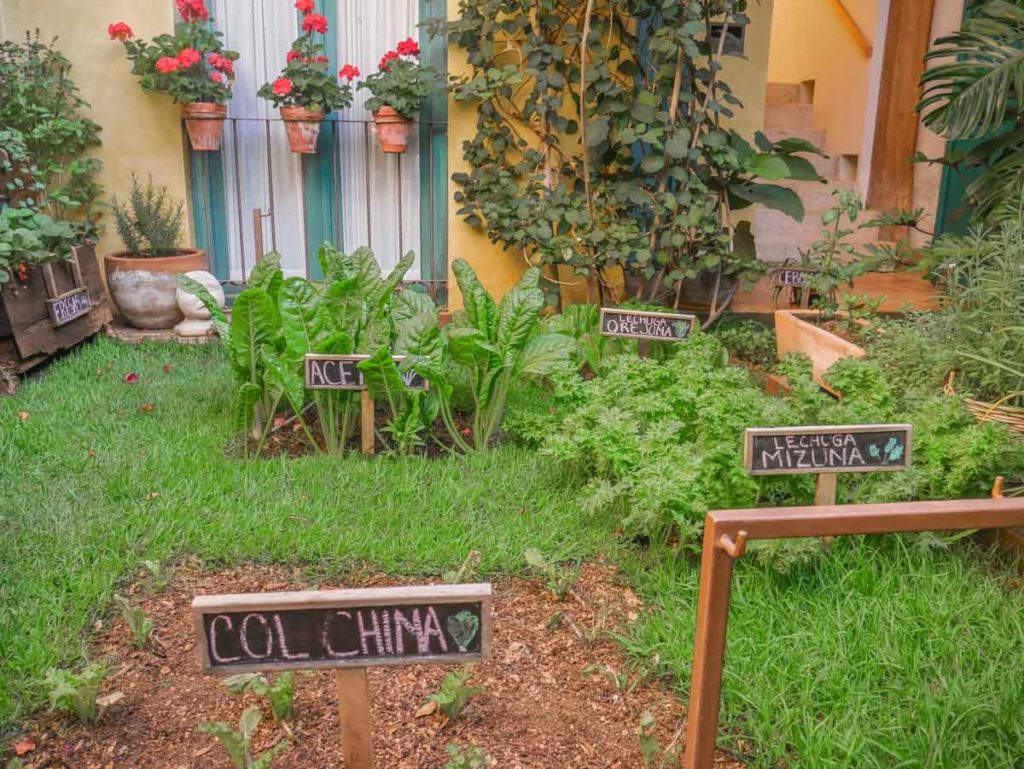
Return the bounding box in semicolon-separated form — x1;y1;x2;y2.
444;0;824;320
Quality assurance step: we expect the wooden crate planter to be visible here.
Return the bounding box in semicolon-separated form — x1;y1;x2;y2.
1;244;112;387
774;310;867;397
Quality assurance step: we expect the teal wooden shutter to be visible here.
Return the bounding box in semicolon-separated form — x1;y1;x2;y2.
418;0;448;285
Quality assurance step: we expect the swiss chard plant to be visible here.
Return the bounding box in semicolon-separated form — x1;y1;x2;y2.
427;260;576;451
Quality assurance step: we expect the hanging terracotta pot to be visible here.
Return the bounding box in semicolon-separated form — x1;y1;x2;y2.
372;106;414;154
182;103;228;152
280;106;325;154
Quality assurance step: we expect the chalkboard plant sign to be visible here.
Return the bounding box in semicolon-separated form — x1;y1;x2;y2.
744;424;913;476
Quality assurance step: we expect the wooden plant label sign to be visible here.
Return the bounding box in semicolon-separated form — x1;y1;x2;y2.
47;288;91;327
193;584;492;674
304;354;427;391
744;424;913;476
599;308;697;342
774;268;816;288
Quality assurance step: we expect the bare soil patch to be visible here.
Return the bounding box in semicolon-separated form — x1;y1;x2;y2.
12;562;746;768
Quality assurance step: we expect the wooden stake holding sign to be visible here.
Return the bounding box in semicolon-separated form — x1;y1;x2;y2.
744;423;913;505
598;307;698;357
192;584;492;769
304;354;427;455
773;266;816;309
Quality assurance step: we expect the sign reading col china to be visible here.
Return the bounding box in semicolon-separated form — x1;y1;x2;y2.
599;308;697;342
304;354;427;391
47;288;91;327
193;584;491;674
744;424;913;476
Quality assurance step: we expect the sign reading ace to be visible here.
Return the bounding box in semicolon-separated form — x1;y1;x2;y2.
304;354;427;391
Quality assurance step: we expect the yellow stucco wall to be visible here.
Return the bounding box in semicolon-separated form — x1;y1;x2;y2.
444;1;775;309
768;0;875;156
0;0;193;259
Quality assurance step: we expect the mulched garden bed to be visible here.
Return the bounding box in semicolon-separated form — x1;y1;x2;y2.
12;562;746;768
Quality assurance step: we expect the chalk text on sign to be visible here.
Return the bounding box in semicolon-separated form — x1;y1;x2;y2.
599;308;695;341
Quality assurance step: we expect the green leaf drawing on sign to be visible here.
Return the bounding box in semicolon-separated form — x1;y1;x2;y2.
883;437;904;463
868;444;881;460
446;611;480;652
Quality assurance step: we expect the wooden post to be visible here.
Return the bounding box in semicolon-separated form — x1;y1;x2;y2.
360;390;375;456
334;668;374;769
815;473;838;506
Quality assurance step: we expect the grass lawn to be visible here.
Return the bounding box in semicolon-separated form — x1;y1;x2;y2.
3;338;1024;768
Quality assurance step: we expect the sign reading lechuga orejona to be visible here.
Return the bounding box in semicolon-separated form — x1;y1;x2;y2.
744;424;913;476
599;308;697;342
192;584;491;673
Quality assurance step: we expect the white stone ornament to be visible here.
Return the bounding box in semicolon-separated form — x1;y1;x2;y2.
174;270;226;337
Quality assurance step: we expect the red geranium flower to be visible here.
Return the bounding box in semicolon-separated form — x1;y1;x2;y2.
209;53;234;76
396;37;420;57
155;56;181;74
314;55;329;63
177;47;202;68
107;22;133;41
295;0;315;12
379;50;400;71
286;50;302;63
301;13;328;34
338;64;360;81
273;77;294;97
210;72;224;83
175;0;209;23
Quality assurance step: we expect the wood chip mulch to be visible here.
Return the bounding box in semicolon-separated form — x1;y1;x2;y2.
12;562;746;768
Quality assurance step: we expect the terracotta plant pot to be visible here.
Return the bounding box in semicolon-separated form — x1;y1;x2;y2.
182;103;227;152
281;106;324;154
372;106;413;154
105;250;208;329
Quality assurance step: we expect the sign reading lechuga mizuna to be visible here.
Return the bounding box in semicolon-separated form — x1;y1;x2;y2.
599;308;697;342
304;354;426;391
744;424;912;476
193;584;491;674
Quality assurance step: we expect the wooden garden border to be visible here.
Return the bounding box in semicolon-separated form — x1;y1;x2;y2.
684;497;1024;769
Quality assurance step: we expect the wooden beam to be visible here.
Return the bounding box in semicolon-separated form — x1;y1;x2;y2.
867;0;937;212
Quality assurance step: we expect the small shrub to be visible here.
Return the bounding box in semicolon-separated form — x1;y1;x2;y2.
111;174;184;256
426;668;485;721
44;662;123;723
523;548;581;600
444;743;490;768
200;706;288;769
113;594;153;649
225;672;295;722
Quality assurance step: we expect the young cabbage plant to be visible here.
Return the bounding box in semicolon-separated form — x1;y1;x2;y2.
225;672;295;722
435;260;575;450
44;662;123;724
200;706;288;769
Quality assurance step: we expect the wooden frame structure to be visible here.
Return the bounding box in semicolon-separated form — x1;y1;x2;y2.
684;497;1024;769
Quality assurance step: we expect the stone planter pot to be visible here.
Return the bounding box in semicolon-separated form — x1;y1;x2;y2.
372;106;413;154
182;103;227;151
281;106;324;154
105;250;208;330
774;310;867;397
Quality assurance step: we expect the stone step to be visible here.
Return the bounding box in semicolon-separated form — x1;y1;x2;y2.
763;127;826;149
754;208;884;244
764;103;814;131
766;82;813;106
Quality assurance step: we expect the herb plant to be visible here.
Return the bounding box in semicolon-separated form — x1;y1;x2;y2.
111;175;185;257
257;3;357;112
200;706;288;769
110;0;239;105
425;668;485;721
44;663;123;723
225;672;295;722
444;743;491;769
113;595;153;650
0;33;102;235
360;38;437;118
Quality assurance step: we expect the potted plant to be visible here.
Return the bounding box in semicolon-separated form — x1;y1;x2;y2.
258;1;358;155
360;38;437;154
109;0;240;151
105;175;206;329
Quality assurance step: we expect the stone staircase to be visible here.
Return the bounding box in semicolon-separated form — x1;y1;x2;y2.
755;82;885;264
